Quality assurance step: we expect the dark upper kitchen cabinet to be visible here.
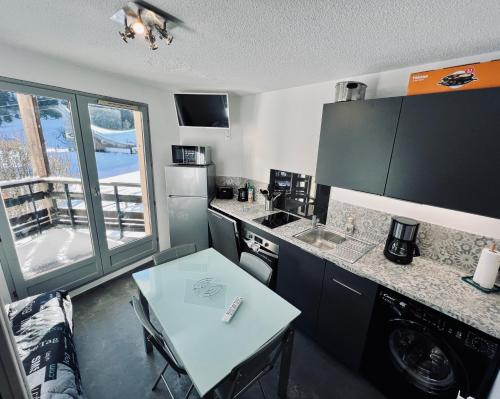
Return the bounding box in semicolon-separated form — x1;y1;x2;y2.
316;97;403;195
385;88;500;219
317;261;377;371
276;241;325;337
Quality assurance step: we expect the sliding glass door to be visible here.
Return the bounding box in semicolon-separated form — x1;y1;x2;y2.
0;80;157;299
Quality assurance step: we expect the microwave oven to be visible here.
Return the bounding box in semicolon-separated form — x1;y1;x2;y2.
171;145;212;165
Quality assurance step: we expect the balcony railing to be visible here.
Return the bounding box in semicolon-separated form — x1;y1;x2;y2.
0;177;145;240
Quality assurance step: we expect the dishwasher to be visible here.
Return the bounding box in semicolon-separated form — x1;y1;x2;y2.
207;208;240;264
241;225;280;290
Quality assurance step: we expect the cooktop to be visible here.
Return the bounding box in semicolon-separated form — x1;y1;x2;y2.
253;212;300;229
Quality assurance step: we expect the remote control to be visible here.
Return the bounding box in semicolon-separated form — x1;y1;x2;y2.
222;296;243;323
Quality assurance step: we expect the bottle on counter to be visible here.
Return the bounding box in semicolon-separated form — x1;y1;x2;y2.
346;216;355;235
248;183;254;203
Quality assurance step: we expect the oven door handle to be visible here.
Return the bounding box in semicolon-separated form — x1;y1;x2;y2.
256;247;278;259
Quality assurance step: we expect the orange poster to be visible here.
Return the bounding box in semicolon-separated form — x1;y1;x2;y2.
407;60;500;95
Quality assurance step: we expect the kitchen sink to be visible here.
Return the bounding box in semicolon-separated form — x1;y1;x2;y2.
294;227;346;250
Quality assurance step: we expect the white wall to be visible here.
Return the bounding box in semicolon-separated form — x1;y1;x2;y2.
0;42;179;250
178;94;245;177
240;50;500;239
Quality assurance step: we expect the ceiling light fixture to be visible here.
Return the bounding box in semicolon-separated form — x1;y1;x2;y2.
111;1;175;50
131;20;145;35
119;16;135;43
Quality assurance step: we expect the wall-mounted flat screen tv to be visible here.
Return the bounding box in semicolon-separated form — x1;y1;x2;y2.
174;93;230;128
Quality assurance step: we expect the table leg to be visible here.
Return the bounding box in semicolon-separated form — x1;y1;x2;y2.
278;328;295;398
139;290;153;354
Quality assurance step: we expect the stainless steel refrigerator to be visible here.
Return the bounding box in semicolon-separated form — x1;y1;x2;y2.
166;164;216;250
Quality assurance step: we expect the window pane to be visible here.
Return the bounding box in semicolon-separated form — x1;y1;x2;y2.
0;91;94;279
87;104;151;249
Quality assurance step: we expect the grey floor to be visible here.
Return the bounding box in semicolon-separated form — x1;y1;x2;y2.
73;273;386;399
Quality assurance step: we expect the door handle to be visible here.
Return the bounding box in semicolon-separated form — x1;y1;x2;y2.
256;247;278;259
332;278;362;296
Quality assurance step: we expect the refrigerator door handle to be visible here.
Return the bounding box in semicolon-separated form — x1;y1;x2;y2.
168;195;207;199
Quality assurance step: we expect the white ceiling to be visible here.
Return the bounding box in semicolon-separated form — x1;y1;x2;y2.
1;0;500;93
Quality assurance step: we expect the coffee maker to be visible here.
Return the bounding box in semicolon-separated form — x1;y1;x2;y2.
384;217;420;265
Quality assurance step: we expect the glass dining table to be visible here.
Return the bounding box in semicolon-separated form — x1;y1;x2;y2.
132;248;301;398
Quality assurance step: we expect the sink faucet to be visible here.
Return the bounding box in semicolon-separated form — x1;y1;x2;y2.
312;215;318;228
265;192;282;211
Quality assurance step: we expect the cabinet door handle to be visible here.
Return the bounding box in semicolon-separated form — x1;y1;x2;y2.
332;278;362;296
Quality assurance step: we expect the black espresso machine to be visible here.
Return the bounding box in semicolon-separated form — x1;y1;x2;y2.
384;217;420;265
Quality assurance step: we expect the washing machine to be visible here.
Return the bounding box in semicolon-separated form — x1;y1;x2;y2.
362;288;500;399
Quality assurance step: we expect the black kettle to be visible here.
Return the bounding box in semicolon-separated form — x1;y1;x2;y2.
238;187;248;202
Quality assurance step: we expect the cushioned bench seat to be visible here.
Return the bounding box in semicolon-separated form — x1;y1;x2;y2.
6;291;83;399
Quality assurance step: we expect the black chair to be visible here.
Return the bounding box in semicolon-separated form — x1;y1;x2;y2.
214;328;291;399
153;243;197;266
131;296;194;399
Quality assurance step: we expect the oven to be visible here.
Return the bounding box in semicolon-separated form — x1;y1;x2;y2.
241;226;279;290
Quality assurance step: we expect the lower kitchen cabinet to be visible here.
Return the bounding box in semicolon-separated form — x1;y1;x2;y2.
276;241;326;337
317;261;378;371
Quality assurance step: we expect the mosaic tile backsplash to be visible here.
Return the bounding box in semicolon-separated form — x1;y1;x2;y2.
327;197;500;276
217;175;500;276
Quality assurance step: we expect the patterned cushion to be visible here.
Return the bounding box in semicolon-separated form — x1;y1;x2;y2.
6;291;83;399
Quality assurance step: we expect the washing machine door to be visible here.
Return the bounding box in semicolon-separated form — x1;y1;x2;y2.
387;319;468;398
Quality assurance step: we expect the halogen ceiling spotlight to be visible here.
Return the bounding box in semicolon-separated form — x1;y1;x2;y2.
111;1;175;50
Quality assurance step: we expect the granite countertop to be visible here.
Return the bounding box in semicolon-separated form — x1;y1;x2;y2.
211;198;500;339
